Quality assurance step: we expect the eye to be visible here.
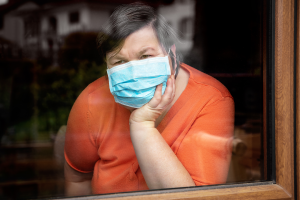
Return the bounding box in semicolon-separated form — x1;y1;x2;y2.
140;55;151;59
114;60;126;65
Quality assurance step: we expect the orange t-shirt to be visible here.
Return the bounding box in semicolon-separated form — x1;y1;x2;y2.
64;63;234;194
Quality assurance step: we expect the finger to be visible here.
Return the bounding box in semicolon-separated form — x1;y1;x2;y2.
147;83;162;108
158;77;174;109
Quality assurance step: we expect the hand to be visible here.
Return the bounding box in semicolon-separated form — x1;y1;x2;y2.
128;75;195;189
129;75;176;127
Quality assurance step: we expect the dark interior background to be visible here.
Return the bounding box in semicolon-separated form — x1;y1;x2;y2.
0;0;263;199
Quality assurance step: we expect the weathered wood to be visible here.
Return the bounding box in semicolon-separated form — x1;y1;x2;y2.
87;184;290;200
296;0;300;199
274;0;295;199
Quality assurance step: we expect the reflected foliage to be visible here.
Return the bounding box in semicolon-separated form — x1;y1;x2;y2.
1;32;106;144
0;31;106;199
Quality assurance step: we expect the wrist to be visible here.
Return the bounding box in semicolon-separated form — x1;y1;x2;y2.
129;120;159;143
129;119;155;130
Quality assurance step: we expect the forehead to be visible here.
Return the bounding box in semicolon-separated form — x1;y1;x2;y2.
107;26;163;58
123;26;161;49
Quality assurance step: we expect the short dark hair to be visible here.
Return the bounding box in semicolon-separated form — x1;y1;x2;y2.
96;2;181;66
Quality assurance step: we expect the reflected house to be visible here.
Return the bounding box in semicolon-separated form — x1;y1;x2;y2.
158;0;195;56
0;0;118;64
0;0;195;65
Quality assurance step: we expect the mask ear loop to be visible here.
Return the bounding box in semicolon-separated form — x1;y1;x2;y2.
168;48;179;78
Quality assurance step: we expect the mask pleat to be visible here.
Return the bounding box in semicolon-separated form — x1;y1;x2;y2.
107;56;171;108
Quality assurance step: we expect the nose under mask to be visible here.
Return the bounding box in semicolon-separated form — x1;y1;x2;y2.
107;56;171;108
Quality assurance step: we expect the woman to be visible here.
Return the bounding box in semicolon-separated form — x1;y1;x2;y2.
64;3;234;196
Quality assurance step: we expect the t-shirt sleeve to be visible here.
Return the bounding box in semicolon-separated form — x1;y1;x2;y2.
64;89;99;173
176;96;234;186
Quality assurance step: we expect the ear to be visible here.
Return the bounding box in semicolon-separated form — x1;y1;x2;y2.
170;44;177;73
170;44;176;55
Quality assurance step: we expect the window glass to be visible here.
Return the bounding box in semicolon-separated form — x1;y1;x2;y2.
188;0;264;183
0;0;265;199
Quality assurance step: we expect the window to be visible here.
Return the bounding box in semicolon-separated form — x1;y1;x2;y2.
48;16;57;34
0;0;298;199
24;15;40;38
179;17;193;40
69;11;79;24
0;15;3;30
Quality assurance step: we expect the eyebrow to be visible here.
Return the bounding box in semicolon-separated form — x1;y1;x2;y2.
137;47;155;56
107;46;156;62
107;51;123;62
108;54;126;62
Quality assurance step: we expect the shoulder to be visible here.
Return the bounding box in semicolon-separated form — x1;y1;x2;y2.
80;75;109;98
181;63;232;99
67;75;114;139
70;75;114;118
75;75;111;105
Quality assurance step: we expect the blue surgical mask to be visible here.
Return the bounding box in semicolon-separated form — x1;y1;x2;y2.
107;56;171;108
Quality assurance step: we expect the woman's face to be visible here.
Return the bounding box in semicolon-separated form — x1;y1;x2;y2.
106;25;174;112
106;25;173;71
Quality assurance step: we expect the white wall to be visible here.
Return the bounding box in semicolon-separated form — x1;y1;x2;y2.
39;3;111;37
89;8;110;32
41;3;88;36
81;6;89;30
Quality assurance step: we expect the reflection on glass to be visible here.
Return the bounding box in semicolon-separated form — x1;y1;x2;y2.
0;0;263;199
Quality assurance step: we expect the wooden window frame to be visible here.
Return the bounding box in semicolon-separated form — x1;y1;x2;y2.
296;0;300;199
61;0;299;199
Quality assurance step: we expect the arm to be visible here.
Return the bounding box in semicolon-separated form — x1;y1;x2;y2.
64;161;93;196
64;87;99;196
130;123;195;189
129;75;195;189
176;96;234;185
